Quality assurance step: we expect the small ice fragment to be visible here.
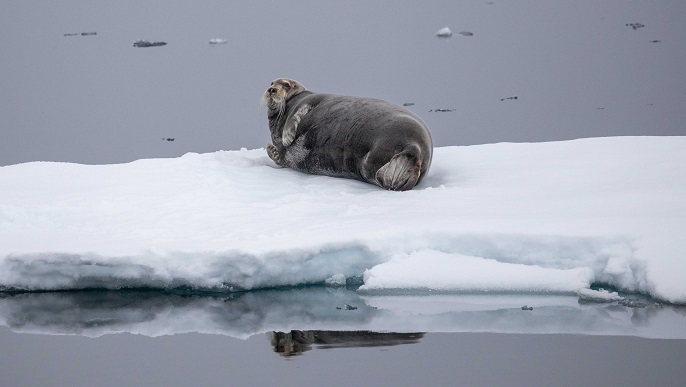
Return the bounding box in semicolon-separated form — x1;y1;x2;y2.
436;27;453;38
209;38;227;45
577;288;624;302
458;31;473;36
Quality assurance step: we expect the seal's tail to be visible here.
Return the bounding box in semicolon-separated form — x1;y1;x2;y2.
375;145;422;191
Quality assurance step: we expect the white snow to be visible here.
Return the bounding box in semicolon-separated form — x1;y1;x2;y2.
1;137;686;304
361;250;594;293
325;273;347;286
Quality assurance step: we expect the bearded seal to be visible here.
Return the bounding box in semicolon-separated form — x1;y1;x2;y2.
263;78;433;191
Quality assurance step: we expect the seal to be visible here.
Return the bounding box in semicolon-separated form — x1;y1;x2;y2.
263;78;433;191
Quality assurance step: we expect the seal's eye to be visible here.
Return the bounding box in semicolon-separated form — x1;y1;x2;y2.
283;83;291;90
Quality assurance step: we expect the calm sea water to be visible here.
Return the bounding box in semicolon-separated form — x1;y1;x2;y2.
1;288;686;386
2;1;685;166
2;326;686;387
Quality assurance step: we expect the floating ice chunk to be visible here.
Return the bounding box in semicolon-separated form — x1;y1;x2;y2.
1;137;686;304
209;38;227;45
458;31;473;36
436;27;453;38
578;288;624;302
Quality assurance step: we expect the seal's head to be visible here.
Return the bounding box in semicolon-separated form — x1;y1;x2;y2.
263;78;306;118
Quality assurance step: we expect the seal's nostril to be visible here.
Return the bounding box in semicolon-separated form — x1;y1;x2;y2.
268;88;276;94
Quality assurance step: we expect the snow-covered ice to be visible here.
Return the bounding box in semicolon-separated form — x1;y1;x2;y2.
1;137;686;305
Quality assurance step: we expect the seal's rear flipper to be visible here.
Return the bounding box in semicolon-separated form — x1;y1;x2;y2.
375;146;422;191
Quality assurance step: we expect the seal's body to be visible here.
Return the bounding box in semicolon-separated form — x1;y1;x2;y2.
264;78;432;191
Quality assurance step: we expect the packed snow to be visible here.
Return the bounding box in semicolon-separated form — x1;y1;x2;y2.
1;137;685;305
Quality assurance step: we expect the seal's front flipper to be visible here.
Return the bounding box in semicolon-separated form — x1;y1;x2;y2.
282;104;311;147
267;144;286;167
375;145;422;191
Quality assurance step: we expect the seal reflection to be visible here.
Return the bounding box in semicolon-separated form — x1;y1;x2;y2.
269;330;425;357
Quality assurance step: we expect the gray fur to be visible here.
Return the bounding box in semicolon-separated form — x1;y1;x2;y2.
264;78;433;191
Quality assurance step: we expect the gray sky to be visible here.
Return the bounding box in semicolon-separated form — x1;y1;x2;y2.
2;0;685;165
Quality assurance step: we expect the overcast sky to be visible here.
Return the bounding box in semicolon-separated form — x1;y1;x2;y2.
2;0;685;165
